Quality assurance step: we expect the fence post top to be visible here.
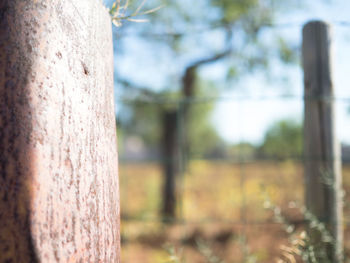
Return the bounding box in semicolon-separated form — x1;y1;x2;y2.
302;20;333;45
303;20;331;30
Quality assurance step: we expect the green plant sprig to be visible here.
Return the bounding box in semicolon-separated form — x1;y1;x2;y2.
109;0;163;27
163;245;184;263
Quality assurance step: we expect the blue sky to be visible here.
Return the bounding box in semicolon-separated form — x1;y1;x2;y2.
207;0;350;144
109;0;350;145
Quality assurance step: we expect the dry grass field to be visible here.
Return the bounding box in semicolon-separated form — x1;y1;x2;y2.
119;161;350;262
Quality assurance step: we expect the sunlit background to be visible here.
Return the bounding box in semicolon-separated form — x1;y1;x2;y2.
104;0;350;262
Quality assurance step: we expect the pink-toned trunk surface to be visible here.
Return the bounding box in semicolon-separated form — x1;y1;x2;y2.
0;0;120;262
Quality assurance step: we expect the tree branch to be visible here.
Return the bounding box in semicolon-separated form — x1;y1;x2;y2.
188;49;232;70
183;49;232;97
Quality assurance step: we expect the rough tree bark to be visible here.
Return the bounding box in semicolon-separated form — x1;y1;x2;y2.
0;0;120;262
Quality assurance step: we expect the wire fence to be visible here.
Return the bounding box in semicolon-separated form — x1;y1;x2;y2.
117;91;350;261
117;96;350;212
115;19;350;38
116;16;350;262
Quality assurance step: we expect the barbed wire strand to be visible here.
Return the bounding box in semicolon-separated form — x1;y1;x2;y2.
115;20;350;38
115;95;350;104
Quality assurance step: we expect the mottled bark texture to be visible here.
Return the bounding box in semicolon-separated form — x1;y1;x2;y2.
0;0;120;262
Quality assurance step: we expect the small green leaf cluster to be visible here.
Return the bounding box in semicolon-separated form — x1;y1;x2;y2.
109;0;162;27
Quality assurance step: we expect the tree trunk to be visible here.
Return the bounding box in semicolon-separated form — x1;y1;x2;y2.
0;1;120;262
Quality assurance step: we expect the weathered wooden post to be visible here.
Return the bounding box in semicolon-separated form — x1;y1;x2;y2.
0;0;120;262
302;20;343;262
162;110;178;221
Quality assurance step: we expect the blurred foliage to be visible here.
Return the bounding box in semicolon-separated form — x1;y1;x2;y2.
113;0;301;157
187;81;225;158
228;142;257;161
258;119;303;160
118;100;163;147
110;0;301;86
277;37;298;64
117;80;224;157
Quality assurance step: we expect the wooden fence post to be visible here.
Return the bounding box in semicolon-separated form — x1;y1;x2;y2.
162;110;179;221
0;0;120;262
302;20;343;262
